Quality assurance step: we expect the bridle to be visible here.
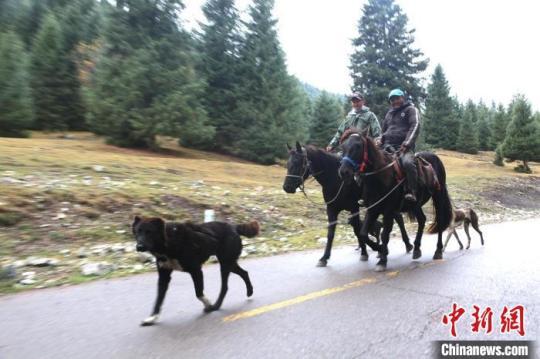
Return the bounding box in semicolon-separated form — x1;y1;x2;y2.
285;149;343;205
285;149;311;190
341;134;370;173
341;135;397;177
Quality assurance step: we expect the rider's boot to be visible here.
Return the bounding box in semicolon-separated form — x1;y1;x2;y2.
402;152;418;202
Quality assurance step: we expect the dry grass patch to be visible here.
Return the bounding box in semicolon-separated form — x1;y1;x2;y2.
0;133;538;292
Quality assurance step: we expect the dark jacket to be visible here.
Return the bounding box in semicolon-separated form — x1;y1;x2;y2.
381;102;420;149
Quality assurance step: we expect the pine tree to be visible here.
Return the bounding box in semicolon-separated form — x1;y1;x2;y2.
232;0;309;163
0;0;26;33
309;92;343;147
55;0;101;130
18;0;48;48
493;145;504;166
423;65;459;149
30;14;70;131
501;95;540;173
475;101;491;150
456;100;479;154
477;115;492;151
0;31;34;137
87;0;213;148
350;0;428;120
199;0;241;151
447;97;463;150
490;104;509;148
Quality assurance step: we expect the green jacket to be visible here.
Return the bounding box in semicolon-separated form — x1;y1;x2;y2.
328;106;381;149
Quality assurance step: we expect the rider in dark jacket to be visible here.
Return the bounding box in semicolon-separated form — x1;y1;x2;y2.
379;89;420;202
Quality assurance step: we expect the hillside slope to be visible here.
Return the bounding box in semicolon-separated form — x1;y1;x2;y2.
0;133;538;292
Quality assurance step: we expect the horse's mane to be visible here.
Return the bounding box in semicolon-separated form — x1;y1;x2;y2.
304;145;341;174
364;136;391;167
340;128;362;144
340;129;391;168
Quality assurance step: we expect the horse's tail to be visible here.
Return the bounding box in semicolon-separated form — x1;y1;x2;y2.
423;153;453;234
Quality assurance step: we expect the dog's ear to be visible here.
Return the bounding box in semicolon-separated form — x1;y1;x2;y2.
132;216;142;234
148;217;167;241
149;217;165;228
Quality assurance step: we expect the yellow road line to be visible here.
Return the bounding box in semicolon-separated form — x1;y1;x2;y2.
222;261;445;323
223;277;378;322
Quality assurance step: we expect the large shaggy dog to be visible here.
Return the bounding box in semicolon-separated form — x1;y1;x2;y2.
132;216;259;326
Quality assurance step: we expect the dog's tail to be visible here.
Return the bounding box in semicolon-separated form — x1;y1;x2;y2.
470;209;480;230
235;221;260;238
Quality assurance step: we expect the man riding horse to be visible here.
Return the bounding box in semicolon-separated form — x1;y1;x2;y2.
326;92;381;153
337;88;452;269
377;89;420;203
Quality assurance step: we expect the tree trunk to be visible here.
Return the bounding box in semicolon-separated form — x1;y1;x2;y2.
523;160;531;173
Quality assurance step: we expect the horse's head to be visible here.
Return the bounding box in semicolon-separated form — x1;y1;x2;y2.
283;141;309;194
338;132;366;184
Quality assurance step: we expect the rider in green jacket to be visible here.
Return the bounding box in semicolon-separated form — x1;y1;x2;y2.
326;92;381;152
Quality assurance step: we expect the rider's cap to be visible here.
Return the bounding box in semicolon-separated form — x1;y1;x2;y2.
388;89;405;100
350;92;364;101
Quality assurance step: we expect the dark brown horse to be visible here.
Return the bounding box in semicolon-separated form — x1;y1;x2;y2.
283;142;412;267
338;133;453;271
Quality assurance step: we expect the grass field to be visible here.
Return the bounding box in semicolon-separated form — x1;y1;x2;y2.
0;132;538;293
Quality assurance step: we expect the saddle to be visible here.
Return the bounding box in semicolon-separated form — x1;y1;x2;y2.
415;155;441;191
391;153;441;192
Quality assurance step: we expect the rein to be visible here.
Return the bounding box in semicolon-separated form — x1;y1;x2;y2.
286;150;345;206
325;178;405;228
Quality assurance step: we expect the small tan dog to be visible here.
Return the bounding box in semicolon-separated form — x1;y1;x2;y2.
443;208;484;251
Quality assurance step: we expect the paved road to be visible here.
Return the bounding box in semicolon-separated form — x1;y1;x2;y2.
1;219;539;358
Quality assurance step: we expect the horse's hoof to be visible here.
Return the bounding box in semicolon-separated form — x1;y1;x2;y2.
406;244;413;253
374;264;387;272
360;254;369;262
204;305;218;313
433;251;443;260
459;246;463;250
412;249;422;260
466;246;470;250
140;315;159;326
316;259;327;267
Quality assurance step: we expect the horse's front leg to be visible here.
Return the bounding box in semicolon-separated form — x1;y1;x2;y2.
375;212;394;272
359;210;382;253
394;213;413;253
317;207;338;267
412;207;426;260
350;208;369;261
433;229;444;260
